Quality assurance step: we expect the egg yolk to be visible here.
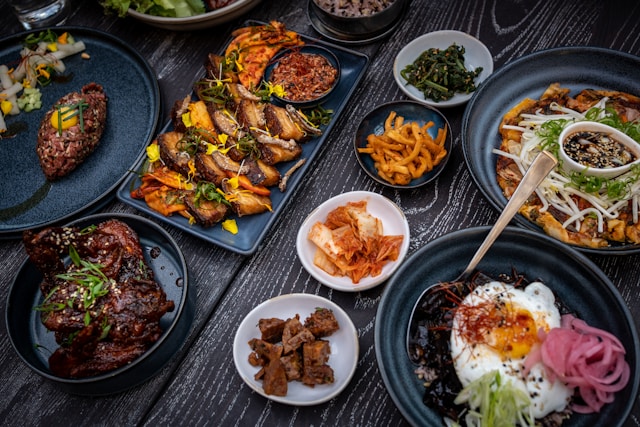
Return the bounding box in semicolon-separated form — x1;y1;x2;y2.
457;300;540;360
50;105;78;131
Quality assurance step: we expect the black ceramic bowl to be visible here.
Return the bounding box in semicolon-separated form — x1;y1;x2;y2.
376;226;639;426
309;0;408;38
5;213;195;396
354;100;452;189
264;45;341;108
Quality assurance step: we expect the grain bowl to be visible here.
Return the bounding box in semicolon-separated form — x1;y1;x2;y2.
308;0;407;39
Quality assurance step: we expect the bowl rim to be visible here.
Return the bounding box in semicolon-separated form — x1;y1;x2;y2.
127;0;257;24
296;190;411;292
353;99;453;188
393;29;494;108
5;212;190;388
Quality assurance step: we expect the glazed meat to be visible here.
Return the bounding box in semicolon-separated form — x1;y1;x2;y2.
22;219;174;378
36;82;108;181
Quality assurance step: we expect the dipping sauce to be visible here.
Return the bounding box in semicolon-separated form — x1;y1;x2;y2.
563;130;637;169
270;51;338;102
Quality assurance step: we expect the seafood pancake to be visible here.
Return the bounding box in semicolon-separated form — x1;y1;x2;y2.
496;83;640;248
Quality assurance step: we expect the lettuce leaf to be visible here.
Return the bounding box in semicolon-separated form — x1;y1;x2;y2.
100;0;206;18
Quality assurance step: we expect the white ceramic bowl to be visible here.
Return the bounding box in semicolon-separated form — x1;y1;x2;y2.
296;191;410;292
127;0;262;31
232;293;358;405
558;121;640;178
393;30;493;108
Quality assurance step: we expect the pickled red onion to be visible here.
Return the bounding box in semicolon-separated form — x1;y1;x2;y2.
524;314;630;413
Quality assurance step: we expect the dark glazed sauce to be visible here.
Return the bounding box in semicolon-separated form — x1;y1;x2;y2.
563;130;636;169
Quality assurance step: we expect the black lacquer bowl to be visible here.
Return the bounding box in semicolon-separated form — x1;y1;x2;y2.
375;226;639;427
5;213;194;396
354;100;452;189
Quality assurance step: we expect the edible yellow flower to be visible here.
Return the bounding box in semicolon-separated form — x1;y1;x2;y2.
146;144;161;163
35;63;50;80
181;112;193;128
227;176;239;189
1;100;12;115
47;42;58;52
222;219;238;234
268;82;286;98
187;158;197;181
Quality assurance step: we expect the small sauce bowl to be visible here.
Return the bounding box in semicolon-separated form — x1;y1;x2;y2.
264;45;340;108
558;121;640;179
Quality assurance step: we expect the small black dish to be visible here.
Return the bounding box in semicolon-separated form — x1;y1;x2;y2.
354;100;452;189
5;213;194;396
264;45;340;108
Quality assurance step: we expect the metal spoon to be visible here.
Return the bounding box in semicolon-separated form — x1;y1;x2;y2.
406;150;557;361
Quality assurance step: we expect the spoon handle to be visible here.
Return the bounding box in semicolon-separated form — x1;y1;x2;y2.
461;150;557;278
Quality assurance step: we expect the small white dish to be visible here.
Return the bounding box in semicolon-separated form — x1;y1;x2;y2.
296;191;410;292
127;0;262;31
393;30;493;108
558;121;640;179
232;293;358;406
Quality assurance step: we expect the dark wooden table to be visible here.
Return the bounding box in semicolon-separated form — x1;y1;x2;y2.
1;0;639;425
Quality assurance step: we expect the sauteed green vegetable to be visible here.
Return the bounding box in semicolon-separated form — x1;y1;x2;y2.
400;44;482;102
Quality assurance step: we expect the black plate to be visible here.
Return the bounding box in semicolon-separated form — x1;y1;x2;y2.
461;46;640;254
117;24;369;255
5;213;194;396
0;27;160;238
375;226;639;427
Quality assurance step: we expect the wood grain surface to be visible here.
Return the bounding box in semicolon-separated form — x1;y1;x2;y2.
0;0;639;426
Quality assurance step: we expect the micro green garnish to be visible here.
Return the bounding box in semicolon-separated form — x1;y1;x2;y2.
194;181;230;207
179;127;216;154
536;117;569;160
54;100;89;134
48;246;112;326
306;105;333;127
568;164;640;198
34;285;66;317
254;80;286;102
99;317;112;341
236;133;261;159
194;78;232;105
79;224;98;235
23;29;58;49
400;44;483;102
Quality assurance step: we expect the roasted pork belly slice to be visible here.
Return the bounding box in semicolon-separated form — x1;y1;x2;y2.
256;159;281;187
36;82;108;181
263;103;306;141
195;152;226;186
222;179;272;216
236;99;265;129
211;108;243;138
158;131;192;177
183;191;230;226
258;139;302;165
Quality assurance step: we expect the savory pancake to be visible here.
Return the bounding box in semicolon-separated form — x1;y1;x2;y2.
496;83;640;248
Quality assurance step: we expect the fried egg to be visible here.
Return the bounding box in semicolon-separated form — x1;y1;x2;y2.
450;281;572;419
